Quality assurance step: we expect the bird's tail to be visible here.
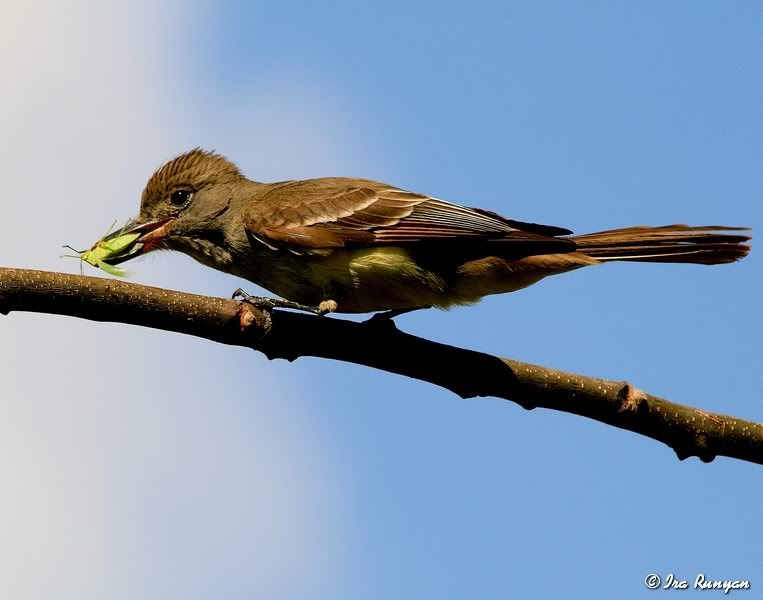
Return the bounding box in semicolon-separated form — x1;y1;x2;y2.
570;225;751;265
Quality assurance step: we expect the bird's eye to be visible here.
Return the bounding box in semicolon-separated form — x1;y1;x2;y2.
169;189;193;206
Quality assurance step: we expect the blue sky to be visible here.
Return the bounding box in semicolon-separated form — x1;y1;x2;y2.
0;1;759;598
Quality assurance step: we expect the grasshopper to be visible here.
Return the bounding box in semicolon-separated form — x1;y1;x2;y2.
63;223;141;277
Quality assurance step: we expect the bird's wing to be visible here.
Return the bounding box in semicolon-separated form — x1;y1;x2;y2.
244;178;575;253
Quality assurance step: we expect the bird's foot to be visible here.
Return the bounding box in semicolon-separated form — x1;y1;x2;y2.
232;289;336;316
363;306;429;329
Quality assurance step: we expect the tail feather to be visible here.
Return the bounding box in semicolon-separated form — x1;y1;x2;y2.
571;225;751;265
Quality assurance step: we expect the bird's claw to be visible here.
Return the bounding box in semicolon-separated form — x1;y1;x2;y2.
232;288;336;316
364;306;428;324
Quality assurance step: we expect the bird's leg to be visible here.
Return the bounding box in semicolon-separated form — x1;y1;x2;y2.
232;289;336;316
365;306;431;325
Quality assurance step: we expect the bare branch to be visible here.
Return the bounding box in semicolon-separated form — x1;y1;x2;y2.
1;267;760;466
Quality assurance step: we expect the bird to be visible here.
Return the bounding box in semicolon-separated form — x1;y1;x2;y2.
105;148;751;317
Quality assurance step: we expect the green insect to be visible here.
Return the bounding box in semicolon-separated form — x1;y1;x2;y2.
63;223;142;277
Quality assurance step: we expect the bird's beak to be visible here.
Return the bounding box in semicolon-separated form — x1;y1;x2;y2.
101;217;175;265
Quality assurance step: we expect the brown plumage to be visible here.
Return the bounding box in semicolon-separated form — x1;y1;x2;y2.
570;225;751;264
243;177;577;256
112;149;751;313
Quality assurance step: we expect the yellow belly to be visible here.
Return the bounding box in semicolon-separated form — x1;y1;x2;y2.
252;246;447;312
239;246;593;313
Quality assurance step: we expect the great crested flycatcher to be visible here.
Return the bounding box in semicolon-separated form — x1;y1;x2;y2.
105;148;751;315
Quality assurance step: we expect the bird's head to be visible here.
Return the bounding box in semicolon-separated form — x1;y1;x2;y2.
105;148;246;265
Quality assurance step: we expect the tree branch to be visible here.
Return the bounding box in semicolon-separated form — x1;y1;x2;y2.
1;267;760;466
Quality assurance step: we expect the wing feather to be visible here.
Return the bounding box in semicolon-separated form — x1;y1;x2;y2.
244;178;574;253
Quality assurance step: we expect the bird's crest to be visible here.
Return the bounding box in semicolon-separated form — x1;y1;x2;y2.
141;148;242;207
